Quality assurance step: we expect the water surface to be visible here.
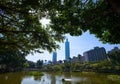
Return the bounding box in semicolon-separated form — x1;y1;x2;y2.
0;72;120;84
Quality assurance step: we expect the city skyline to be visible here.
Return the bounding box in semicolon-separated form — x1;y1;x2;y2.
26;31;120;62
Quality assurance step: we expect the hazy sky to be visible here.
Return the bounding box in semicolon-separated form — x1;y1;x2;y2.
26;18;120;62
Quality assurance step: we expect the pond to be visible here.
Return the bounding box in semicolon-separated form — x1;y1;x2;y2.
0;71;120;84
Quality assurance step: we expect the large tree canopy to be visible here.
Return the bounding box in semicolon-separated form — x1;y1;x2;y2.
50;0;120;44
0;0;120;55
0;49;26;72
0;0;64;54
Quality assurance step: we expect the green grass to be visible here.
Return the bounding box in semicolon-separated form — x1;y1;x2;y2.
28;71;43;76
107;75;120;80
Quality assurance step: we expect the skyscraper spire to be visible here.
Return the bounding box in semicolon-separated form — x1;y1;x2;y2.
65;38;70;61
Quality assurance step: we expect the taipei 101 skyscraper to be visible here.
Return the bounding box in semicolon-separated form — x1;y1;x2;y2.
65;38;70;61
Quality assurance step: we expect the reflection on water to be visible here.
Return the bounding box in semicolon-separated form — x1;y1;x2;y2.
0;72;120;84
21;72;83;84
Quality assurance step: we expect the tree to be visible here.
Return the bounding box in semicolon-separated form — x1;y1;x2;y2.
108;47;120;65
36;60;43;69
50;0;120;44
64;59;71;72
27;61;36;68
0;49;26;72
0;0;120;56
0;0;64;55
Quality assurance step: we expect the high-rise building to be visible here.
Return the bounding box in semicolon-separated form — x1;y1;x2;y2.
83;47;106;62
65;38;70;61
108;47;120;53
52;52;57;63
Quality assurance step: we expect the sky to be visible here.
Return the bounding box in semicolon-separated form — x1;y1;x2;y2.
26;18;120;62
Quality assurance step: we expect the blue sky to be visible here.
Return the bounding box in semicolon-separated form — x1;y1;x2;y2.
26;31;120;62
26;18;120;62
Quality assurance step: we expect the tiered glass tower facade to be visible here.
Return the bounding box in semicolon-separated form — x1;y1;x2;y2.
65;39;70;61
